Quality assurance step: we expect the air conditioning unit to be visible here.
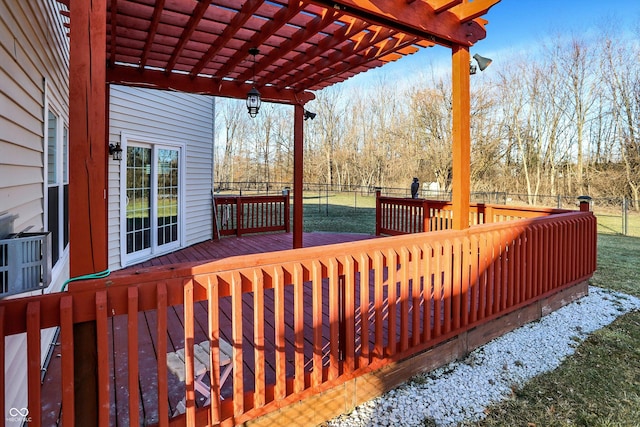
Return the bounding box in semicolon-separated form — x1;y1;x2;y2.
0;232;51;298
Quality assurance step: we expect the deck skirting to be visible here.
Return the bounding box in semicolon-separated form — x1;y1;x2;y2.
246;280;589;427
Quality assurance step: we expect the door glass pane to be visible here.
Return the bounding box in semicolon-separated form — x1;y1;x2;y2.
157;148;179;246
126;146;151;254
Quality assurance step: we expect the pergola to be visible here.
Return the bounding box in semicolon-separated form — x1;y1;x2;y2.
1;4;603;426
62;5;500;418
64;0;501;278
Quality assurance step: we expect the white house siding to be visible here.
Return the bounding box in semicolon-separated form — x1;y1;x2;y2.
108;85;215;269
0;0;70;417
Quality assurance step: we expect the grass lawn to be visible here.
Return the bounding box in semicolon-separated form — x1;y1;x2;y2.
302;192;377;234
595;211;640;237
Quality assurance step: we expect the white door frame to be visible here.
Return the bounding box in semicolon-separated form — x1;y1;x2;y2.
119;133;186;267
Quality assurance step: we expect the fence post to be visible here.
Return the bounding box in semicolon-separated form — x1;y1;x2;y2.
375;188;382;236
623;197;628;236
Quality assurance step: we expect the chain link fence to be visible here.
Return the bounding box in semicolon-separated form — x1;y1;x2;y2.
214;181;639;237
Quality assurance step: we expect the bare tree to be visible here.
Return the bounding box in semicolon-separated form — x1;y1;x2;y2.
601;35;640;208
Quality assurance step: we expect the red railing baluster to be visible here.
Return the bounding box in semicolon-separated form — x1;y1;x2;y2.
59;296;75;427
253;269;266;408
433;242;443;337
231;272;244;417
386;249;397;356
156;283;169;427
95;291;109;427
411;245;421;347
183;280;196;424
452;238;462;330
273;266;286;399
399;248;410;352
422;243;433;343
328;259;340;380
26;302;41;426
127;287;140;427
461;236;470;327
344;257;356;372
358;253;371;368
293;263;305;392
311;261;324;387
469;235;479;324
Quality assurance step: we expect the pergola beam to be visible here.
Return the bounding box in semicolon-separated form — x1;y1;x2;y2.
106;65;315;105
309;0;499;46
450;0;498;23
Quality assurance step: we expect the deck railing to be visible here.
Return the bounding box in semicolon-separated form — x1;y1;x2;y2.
0;208;596;426
213;194;290;238
376;193;571;235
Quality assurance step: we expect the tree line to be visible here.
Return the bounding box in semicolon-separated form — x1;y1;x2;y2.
214;27;640;209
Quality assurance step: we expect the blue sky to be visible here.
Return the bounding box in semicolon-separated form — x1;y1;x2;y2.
343;0;640;87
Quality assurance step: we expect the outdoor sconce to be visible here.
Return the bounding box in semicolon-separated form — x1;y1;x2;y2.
108;143;123;161
470;53;492;75
304;110;316;121
246;47;261;118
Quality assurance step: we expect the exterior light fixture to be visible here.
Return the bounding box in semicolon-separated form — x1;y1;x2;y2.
470;53;492;75
303;110;316;121
246;47;261;118
108;142;123;161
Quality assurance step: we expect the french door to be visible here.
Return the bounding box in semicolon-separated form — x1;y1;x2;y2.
122;142;182;265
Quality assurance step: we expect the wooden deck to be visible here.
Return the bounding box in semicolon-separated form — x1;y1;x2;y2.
41;232;378;425
28;208;597;426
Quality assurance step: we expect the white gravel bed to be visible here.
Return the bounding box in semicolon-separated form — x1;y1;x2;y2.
327;286;640;427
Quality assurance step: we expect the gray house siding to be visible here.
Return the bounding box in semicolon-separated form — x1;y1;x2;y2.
0;0;70;414
108;85;215;269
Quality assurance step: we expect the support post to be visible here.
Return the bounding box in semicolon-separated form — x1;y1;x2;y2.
578;195;592;212
451;45;471;230
293;104;304;248
69;0;107;425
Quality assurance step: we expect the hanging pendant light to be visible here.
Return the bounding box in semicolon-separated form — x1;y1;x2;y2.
246;47;261;118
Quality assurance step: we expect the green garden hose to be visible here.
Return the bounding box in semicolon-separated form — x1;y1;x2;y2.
61;268;111;291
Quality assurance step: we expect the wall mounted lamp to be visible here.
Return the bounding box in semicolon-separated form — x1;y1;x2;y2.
304;110;316;121
470;53;492;75
109;143;123;161
246;47;261;118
